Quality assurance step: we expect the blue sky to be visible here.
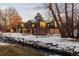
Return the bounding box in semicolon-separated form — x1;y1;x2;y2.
0;3;48;22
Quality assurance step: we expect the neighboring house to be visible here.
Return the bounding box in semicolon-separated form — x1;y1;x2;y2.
46;20;60;35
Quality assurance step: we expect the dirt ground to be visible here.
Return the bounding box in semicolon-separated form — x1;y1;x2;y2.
0;44;47;56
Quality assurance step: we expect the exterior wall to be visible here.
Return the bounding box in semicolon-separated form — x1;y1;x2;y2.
19;28;32;35
32;27;49;35
49;28;60;34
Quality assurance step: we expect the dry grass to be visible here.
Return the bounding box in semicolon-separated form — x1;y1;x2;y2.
0;44;47;56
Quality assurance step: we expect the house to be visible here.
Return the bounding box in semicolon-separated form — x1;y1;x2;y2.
24;20;34;34
6;12;60;35
46;19;60;35
32;13;49;35
32;20;49;35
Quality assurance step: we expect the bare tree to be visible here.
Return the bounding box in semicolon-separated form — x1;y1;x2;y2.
55;3;67;37
43;3;79;38
4;7;20;32
64;3;75;37
5;7;18;23
71;3;74;37
0;9;6;32
48;3;67;37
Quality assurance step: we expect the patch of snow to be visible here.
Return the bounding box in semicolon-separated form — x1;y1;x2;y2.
2;33;79;52
0;42;10;45
3;33;22;37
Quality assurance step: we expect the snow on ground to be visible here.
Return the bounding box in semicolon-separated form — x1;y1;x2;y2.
0;42;10;45
2;33;79;51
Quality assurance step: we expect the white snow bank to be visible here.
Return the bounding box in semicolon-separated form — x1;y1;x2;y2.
3;33;79;51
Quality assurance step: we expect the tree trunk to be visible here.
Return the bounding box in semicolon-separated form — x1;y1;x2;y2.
65;3;71;37
71;3;74;37
55;3;67;37
49;3;66;37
